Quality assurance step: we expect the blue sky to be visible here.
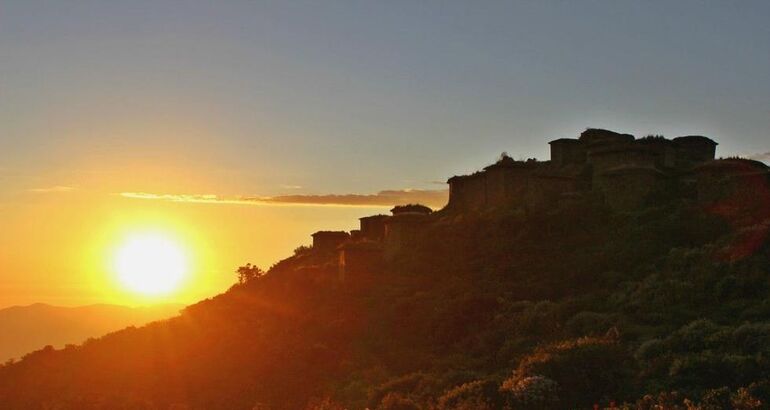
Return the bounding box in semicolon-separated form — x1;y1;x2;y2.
2;1;769;197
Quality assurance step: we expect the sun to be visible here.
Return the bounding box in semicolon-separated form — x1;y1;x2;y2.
113;232;189;296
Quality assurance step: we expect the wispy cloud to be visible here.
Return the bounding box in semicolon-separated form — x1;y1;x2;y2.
279;184;303;190
28;186;76;193
119;192;257;205
120;188;448;209
266;189;448;208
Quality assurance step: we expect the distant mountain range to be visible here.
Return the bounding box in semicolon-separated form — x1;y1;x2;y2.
0;303;183;362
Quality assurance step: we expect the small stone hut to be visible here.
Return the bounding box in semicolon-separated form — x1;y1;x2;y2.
311;231;350;253
674;136;718;168
383;204;432;260
359;214;389;241
549;138;585;166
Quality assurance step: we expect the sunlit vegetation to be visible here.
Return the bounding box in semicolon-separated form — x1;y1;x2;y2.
0;192;768;409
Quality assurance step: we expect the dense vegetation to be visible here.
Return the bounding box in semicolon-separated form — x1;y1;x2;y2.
0;186;769;409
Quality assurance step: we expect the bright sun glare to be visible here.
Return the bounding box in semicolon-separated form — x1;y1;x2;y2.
113;232;189;296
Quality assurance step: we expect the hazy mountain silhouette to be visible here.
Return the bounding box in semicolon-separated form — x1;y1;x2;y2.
0;303;183;362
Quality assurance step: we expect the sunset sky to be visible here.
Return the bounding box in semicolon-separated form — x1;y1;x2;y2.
2;1;769;308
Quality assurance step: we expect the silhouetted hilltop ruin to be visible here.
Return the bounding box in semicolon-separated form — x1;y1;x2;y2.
311;231;350;253
303;128;768;281
446;128;736;212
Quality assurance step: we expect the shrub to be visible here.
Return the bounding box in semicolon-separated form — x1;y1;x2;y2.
377;393;420;410
565;311;616;336
500;375;560;410
635;339;666;361
435;380;501;410
699;387;732;410
731;387;762;410
514;336;635;407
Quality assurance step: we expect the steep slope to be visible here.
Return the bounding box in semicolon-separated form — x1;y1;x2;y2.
0;197;768;409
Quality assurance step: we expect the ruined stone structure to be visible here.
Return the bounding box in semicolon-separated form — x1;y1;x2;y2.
303;128;768;284
447;157;574;211
447;128;724;212
359;214;389;241
311;231;350;253
383;212;429;260
349;229;363;241
337;240;383;281
692;158;770;206
333;203;435;277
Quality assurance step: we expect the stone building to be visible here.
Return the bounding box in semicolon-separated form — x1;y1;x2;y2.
338;240;383;281
636;137;676;169
447;158;541;210
446;128;720;212
333;207;434;279
526;172;581;208
382;205;431;260
483;157;537;208
693;159;770;205
349;229;363;241
359;214;389;241
674;136;718;168
580;128;635;148
597;166;664;210
447;172;488;210
549;138;585;166
311;231;350;253
588;144;657;175
293;127;765;286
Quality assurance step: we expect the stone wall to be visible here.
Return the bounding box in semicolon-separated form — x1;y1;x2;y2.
359;215;388;241
445;129;726;213
694;159;769;204
338;241;383;281
525;174;579;208
580;128;635;147
383;213;428;260
674;136;717;168
549;138;586;166
597;166;663;211
485;166;530;208
588;145;657;175
484;165;508;207
447;158;543;211
447;173;487;210
311;231;350;253
637;138;676;169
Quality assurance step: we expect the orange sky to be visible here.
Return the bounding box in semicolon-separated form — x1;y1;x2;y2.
0;185;403;308
0;122;446;308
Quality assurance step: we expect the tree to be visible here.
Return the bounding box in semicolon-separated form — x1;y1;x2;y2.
237;263;264;284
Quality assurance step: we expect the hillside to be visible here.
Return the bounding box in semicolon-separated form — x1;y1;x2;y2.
0;192;768;409
1;128;769;409
0;303;184;363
